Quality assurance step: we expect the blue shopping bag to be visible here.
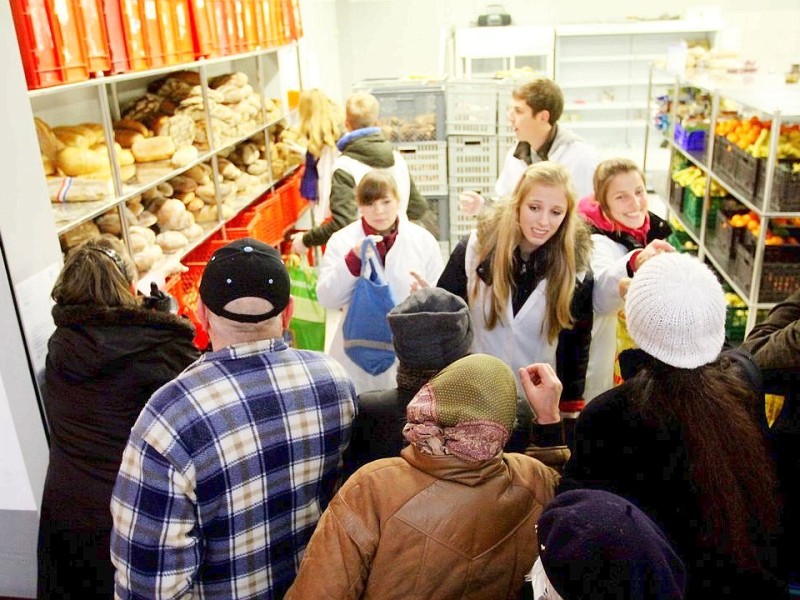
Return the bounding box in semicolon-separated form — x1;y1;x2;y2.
342;237;397;375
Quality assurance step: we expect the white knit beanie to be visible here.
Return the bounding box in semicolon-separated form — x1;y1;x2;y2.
625;253;726;369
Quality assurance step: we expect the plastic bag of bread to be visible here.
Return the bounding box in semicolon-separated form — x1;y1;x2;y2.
48;177;112;203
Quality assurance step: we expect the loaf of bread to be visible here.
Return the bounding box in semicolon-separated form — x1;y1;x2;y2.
115;129;144;148
56;147;109;177
131;136;176;163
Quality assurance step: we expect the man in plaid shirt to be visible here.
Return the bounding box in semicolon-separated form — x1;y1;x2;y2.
111;239;356;599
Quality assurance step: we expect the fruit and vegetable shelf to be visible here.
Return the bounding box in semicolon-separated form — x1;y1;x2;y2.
648;68;800;331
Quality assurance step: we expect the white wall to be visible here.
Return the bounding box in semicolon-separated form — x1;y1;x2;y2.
296;0;800;94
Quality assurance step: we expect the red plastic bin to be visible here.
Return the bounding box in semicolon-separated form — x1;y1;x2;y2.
10;0;64;89
76;0;112;73
250;194;285;245
47;0;91;82
119;0;149;70
283;0;302;40
171;0;196;63
212;0;236;56
139;0;166;67
101;0;131;73
187;0;218;59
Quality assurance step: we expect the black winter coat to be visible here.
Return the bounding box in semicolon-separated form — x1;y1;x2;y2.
40;304;199;529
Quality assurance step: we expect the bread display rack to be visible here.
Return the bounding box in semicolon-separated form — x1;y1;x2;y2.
29;43;304;289
645;66;800;333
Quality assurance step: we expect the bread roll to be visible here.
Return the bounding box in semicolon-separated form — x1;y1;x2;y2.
182;223;203;241
184;164;210;185
169;175;198;194
134;243;162;272
170;145;199;168
138;210;157;227
131;136;176;163
156;230;189;253
157;199;188;231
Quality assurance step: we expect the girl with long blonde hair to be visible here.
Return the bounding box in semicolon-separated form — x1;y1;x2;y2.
437;161;593;449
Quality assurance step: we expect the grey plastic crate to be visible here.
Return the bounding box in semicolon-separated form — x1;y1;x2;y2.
446;80;498;136
353;80;446;142
395;141;448;196
447;135;499;184
423;194;449;242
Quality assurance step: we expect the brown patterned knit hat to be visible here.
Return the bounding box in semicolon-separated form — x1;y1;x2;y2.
402;354;517;462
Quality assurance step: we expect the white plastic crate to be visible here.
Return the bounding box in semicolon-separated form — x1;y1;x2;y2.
448;192;478;245
497;134;517;170
447;135;498;184
446;80;498;136
396;141;448;196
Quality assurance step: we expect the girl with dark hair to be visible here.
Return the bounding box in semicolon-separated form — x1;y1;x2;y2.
561;252;786;598
37;236;199;598
316;170;443;393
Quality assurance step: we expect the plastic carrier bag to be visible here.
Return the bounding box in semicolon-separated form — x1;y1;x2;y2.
342;237;397;375
286;254;326;351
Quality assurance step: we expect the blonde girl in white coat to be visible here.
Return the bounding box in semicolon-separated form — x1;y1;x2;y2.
316;171;443;394
435;162;594;450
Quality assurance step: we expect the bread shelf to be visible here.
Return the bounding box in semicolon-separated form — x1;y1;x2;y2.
30;45;302;282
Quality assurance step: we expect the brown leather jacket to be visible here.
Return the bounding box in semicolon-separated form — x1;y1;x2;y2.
286;445;560;599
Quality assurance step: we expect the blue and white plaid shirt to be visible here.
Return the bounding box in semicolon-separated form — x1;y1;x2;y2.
111;338;356;599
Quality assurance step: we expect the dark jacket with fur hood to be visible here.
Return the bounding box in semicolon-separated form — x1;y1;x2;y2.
437;222;594;403
41;304;199;530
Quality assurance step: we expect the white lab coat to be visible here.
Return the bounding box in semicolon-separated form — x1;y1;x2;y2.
464;232;558;396
495;127;599;199
583;234;636;401
316;217;443;394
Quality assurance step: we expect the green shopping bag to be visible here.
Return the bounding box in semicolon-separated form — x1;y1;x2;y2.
286;255;326;351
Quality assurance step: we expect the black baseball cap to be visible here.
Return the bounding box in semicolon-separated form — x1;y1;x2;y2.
199;238;290;323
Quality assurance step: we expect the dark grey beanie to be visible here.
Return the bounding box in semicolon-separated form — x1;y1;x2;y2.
387;288;473;370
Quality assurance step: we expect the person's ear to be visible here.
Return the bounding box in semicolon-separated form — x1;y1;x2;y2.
196;298;211;331
281;296;295;330
535;109;551;124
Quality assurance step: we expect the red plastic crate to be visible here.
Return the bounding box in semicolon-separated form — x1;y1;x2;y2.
241;0;260;51
253;0;268;47
156;0;180;65
46;0;91;82
139;0;166;67
187;0;218;59
76;0;112;73
212;0;235;56
171;0;195;62
250;194;284;245
228;208;257;228
119;0;149;70
230;0;249;53
10;0;64;89
101;0;131;73
283;0;302;40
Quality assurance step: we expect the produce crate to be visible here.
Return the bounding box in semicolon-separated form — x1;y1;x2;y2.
755;159;800;212
681;188;724;230
709;208;747;260
712;135;759;198
447;135;498;188
674;124;707;152
725;303;748;341
250;193;284;245
734;243;800;303
668;179;684;214
352;80;446;142
446;80;498;136
396;141;448;196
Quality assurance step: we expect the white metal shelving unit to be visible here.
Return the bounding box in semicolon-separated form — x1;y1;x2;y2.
29;44;302;289
453;26;555;80
555;20;721;163
644;67;800;332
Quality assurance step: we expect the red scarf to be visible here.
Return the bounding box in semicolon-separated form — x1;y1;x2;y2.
577;195;650;246
344;218;399;275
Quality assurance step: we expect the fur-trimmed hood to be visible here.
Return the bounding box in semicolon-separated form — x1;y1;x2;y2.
48;304;197;382
574;218;593;275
